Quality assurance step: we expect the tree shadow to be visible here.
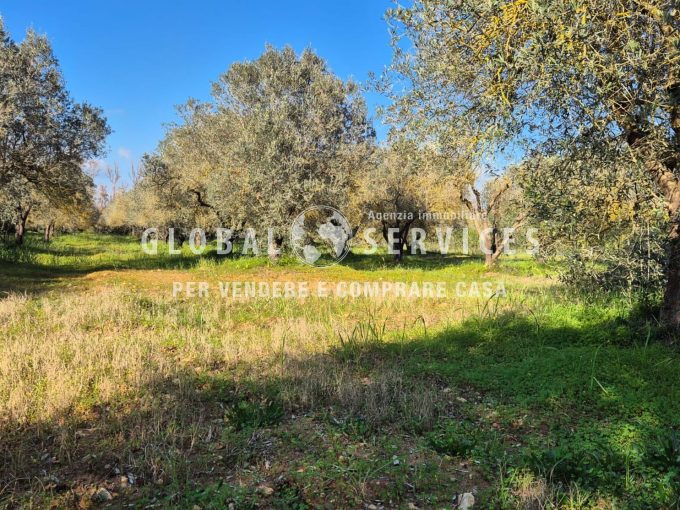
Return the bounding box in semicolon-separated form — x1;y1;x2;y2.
340;251;481;271
1;308;677;506
0;238;258;297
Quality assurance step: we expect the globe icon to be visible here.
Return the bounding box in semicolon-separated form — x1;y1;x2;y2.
290;206;352;267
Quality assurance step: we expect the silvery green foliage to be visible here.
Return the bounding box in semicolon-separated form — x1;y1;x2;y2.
385;0;679;166
0;19;109;236
154;46;375;243
517;152;667;293
385;0;680;320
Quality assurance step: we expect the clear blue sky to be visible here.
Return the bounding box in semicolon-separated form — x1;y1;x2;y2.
2;1;393;184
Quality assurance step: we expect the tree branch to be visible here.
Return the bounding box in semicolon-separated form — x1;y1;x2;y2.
189;188;214;209
486;181;510;215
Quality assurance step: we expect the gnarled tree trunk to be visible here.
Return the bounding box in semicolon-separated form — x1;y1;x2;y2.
14;206;31;245
382;220;412;262
268;237;283;261
644;159;680;331
661;226;680;328
460;182;525;269
43;220;55;242
480;226;497;268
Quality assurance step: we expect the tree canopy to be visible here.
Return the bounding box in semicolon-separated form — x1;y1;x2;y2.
0;19;110;243
144;46;375;250
386;0;680;325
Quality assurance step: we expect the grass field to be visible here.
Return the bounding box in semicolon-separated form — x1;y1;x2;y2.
0;233;679;509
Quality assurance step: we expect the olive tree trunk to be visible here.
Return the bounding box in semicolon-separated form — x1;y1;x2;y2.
43;220;55;242
382;221;412;262
480;226;496;269
14;206;31;245
661;229;680;328
646;159;680;332
268;237;283;261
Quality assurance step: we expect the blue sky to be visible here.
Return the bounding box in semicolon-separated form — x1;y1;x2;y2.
2;1;394;184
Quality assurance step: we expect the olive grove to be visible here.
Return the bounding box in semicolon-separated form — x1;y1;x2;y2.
0;20;109;244
385;0;680;327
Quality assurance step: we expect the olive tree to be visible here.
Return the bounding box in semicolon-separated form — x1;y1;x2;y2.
361;139;458;261
460;176;527;268
0;19;109;244
386;0;680;328
517;151;667;292
151;46;375;254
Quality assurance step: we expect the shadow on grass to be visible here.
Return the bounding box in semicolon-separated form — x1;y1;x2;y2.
0;235;264;296
0;256;208;297
339;251;481;271
1;307;678;507
0;233;500;297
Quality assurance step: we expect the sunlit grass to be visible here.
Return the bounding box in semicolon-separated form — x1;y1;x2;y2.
0;233;677;508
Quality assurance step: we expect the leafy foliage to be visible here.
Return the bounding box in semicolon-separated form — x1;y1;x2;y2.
517;153;668;293
0;19;109;242
138;46;375;247
385;0;680;323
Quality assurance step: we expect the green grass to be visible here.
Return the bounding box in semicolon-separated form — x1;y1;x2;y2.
0;232;678;509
